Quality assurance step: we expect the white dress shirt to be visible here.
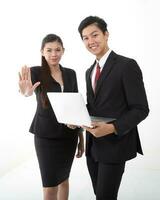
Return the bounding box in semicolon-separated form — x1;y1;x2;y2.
91;49;112;88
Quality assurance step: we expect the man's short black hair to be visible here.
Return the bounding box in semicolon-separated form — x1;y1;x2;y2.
78;16;108;38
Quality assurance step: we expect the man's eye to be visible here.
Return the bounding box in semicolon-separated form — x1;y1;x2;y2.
83;37;88;41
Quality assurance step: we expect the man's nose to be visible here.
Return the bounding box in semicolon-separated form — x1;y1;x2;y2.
88;37;95;44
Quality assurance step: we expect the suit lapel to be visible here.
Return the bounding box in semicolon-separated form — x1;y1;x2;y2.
60;66;70;92
94;51;117;97
86;61;96;98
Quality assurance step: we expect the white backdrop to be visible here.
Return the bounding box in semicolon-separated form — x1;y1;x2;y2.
0;0;159;199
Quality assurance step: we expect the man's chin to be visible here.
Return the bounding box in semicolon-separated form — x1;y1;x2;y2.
89;50;99;56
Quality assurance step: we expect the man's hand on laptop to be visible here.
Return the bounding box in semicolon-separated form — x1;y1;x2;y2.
82;122;116;138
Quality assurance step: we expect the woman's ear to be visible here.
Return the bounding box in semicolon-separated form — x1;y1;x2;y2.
41;49;44;56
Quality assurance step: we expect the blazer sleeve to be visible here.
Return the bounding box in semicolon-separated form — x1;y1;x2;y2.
113;59;149;136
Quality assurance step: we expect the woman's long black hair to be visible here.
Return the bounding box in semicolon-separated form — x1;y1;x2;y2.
40;34;64;108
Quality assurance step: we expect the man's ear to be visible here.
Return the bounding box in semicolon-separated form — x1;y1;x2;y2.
105;31;109;43
105;31;109;38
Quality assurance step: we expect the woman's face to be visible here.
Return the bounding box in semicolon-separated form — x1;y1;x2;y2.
41;41;64;67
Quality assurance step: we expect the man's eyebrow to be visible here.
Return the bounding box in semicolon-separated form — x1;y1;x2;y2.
82;31;99;38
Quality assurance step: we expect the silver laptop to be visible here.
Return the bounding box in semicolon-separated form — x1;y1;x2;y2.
47;92;115;127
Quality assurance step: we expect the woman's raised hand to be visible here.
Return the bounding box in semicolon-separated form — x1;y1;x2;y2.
18;66;40;96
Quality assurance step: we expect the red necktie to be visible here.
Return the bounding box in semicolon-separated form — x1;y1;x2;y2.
94;62;101;91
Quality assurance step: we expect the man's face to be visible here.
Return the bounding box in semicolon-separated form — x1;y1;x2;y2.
82;24;109;60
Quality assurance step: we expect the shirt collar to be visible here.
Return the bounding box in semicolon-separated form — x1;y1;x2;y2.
96;49;112;69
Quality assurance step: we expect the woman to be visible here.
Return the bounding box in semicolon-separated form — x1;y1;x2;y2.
18;34;84;200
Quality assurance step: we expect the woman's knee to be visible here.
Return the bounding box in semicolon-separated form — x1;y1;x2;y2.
59;179;69;188
43;186;58;199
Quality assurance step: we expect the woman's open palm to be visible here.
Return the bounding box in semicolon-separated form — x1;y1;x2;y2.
19;66;40;96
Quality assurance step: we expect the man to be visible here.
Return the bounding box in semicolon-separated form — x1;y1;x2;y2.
78;16;149;200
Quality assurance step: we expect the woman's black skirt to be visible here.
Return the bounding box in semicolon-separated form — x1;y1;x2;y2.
34;135;78;187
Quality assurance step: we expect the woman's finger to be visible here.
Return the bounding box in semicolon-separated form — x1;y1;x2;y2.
18;72;22;81
21;66;25;80
76;149;82;158
32;82;41;91
24;65;28;80
28;67;31;82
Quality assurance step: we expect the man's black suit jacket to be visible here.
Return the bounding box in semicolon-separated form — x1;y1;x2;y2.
86;51;149;163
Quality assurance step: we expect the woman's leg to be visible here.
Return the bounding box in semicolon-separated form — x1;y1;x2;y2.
57;179;69;200
43;186;58;200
